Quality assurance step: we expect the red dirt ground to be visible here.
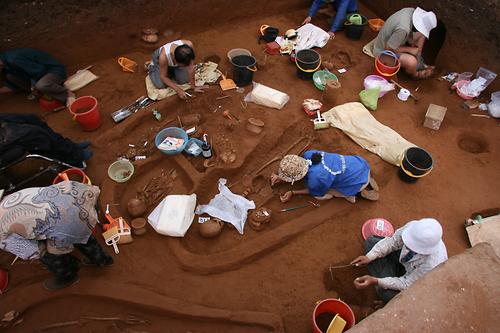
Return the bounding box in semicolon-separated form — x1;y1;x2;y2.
1;1;499;332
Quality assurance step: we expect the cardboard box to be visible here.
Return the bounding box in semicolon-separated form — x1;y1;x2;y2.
424;104;447;130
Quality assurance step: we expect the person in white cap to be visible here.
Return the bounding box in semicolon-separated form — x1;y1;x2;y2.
351;218;448;303
373;7;438;79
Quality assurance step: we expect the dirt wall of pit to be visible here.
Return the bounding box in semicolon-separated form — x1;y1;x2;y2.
362;0;500;91
349;243;500;333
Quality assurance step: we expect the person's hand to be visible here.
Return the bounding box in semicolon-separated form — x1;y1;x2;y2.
328;31;336;39
354;275;378;289
350;255;371;267
280;190;293;203
176;89;187;100
270;173;280;187
302;16;312;26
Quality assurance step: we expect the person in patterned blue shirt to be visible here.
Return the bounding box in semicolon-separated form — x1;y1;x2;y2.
270;150;378;203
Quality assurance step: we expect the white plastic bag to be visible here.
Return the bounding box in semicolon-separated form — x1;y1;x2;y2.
363;75;395;97
244;82;290;109
195;179;255;234
295;23;330;51
148;194;197;237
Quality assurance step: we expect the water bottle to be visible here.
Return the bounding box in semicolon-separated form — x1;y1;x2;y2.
201;134;212;159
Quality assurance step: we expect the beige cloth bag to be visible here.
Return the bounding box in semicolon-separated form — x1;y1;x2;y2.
322;102;416;166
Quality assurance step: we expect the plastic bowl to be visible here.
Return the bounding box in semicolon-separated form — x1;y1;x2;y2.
108;159;134;183
455;80;475;100
362;218;394;240
368;18;384;32
155;127;189;155
313;70;338;91
227;48;252;62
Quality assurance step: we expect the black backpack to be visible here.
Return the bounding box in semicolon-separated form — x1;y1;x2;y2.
259;25;279;43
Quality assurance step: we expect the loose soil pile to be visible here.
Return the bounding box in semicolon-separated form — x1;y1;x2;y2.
0;1;499;332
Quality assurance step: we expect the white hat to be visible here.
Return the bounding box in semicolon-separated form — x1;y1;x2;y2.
412;7;437;39
402;218;443;254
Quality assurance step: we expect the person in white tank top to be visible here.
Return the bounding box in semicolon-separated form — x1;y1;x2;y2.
148;39;208;99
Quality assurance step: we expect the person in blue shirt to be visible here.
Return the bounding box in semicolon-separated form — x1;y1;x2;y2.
302;0;358;39
0;48;75;107
270;150;378;203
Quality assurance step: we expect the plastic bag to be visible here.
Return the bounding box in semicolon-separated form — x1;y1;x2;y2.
295;23;330;51
195;179;255;234
359;87;381;111
244;82;290;109
363;75;395;97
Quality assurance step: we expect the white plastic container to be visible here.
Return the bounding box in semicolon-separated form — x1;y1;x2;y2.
475;67;497;90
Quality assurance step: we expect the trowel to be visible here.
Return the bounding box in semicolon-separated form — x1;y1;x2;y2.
219;74;237;91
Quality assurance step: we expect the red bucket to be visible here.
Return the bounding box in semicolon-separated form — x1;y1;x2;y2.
312;299;355;333
69;96;101;131
39;96;64;112
375;50;400;79
53;168;92;185
0;268;8;294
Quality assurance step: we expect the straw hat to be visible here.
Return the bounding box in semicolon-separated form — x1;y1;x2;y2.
402;218;443;254
412;7;437;39
278;155;309;184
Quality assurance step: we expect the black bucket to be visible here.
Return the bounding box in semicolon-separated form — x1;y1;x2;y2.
344;15;368;40
231;55;257;87
296;49;321;80
398;147;433;183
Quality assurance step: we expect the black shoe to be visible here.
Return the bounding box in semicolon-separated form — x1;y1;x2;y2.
43;276;80;291
77;141;91;149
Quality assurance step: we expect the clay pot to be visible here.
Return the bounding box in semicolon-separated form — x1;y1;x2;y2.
131;217;147;236
249;207;272;231
127;198;147;217
142;28;159;44
246;118;264;134
199;218;224;238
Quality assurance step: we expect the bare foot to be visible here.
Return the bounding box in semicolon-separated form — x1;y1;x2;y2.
413;67;434;79
66;91;76;107
344;196;356;204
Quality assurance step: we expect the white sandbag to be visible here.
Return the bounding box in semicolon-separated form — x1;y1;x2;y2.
244;82;290;109
64;69;99;91
147;194;196;237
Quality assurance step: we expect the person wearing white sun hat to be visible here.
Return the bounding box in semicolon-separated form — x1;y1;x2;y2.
373;7;438;79
351;218;448;303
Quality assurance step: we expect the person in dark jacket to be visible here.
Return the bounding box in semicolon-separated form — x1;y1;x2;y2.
0;113;92;168
302;0;358;39
0;48;75;106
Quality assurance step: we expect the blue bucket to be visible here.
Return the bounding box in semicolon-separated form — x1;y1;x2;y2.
155;127;188;155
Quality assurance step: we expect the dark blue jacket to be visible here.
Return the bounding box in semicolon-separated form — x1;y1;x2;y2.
0;48;66;90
